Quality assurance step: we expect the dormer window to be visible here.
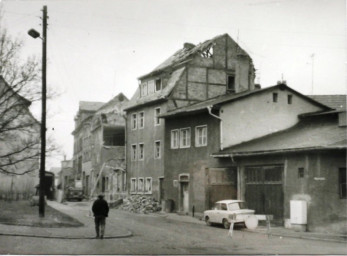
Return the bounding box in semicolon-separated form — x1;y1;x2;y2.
155;79;162;92
227;75;235;92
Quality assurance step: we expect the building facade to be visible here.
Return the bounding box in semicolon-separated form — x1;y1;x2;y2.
125;33;256;203
161;83;332;220
72;94;128;201
0;76;40;200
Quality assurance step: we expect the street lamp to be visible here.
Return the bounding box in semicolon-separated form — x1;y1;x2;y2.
28;5;47;218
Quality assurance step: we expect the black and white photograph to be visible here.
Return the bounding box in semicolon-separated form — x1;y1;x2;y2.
0;0;346;254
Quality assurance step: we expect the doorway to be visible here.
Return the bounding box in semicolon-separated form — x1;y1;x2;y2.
180;182;189;214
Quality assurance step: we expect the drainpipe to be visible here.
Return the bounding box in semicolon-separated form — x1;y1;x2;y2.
207;106;223;150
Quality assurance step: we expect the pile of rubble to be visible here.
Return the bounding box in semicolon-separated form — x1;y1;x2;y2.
117;195;162;214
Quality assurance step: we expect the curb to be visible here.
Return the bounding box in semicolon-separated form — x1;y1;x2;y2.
243;229;347;244
0;230;133;239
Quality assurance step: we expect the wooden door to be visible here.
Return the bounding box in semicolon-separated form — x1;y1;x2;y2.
245;165;284;220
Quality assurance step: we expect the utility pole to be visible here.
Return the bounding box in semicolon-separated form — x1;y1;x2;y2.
39;5;47;217
28;6;48;217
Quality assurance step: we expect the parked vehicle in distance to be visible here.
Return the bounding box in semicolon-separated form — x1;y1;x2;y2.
66;187;84;201
203;200;255;229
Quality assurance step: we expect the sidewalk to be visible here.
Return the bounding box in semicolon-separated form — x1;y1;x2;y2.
162;212;347;243
0;201;132;239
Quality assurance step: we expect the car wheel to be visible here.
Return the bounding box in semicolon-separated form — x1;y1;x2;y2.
205;216;212;226
223;219;230;229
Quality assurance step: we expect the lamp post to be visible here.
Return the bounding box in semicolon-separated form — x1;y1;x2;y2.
28;5;47;217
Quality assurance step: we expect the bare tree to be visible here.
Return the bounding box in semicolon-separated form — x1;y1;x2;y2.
0;21;43;176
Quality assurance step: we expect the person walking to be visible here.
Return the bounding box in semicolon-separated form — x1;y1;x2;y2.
92;194;109;239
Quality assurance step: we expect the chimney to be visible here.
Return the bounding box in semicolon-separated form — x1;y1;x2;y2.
184;42;195;50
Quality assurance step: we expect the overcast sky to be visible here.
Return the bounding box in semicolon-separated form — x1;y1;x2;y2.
1;0;346;168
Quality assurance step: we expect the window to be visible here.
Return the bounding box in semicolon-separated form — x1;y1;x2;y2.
180;128;191;148
227;75;235;92
339;168;346;199
130;178;137;193
273;93;278;103
155;79;162;92
154;108;161;126
298;168;305;178
145;177;152;193
221;203;227;211
138;178;144;192
288;94;293;104
139;112;144;129
131;144;137;161
131;113;137;130
171;130;179;149
142;82;148;97
195;125;207;147
138;143;144;160
154;141;161;159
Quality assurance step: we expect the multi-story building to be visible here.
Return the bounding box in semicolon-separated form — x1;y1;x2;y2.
72;93;128;201
72;101;105;188
0;76;40;200
124;33;256;204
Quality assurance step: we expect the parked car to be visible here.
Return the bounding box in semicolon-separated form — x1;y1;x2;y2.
66;187;84;201
203;200;255;229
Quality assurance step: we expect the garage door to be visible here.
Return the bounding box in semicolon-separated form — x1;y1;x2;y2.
245;165;283;221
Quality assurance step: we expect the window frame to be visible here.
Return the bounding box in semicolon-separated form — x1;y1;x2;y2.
154;107;161;126
195;125;207;147
227;75;235;92
155;78;162;92
273;92;278;103
138;143;144;161
130;178;137;193
171;129;179;149
339;168;346;199
131;113;137;130
288;94;293;104
154;140;161;159
180;127;191;148
139;111;145;129
131;144;137;161
138;177;144;193
145;177;153;194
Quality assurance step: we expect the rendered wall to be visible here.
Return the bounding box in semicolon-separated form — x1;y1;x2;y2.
220;89;325;148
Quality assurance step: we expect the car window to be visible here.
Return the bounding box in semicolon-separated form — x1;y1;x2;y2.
213;203;221;210
221;203;227;210
228;203;241;211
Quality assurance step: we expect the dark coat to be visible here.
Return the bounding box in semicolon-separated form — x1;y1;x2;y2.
92;198;109;217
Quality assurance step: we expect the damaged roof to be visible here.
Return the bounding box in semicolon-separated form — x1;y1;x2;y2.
213;114;346;157
124;67;186;111
138;33;249;80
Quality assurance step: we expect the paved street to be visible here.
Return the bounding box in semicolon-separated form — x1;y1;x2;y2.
0;201;346;255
